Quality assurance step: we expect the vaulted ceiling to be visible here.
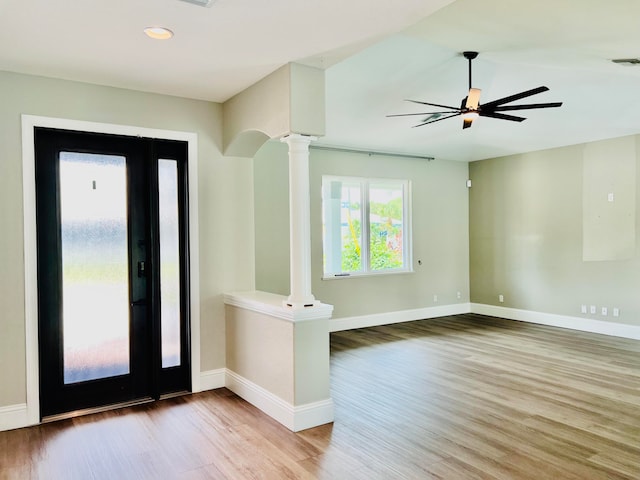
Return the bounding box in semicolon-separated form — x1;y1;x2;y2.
2;0;639;161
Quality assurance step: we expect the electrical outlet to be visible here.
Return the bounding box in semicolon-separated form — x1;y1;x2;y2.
581;305;587;314
590;305;597;314
457;291;461;299
601;307;608;316
498;294;504;303
433;294;438;303
613;308;620;317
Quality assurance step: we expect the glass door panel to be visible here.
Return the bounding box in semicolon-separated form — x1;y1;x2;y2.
158;159;181;368
59;152;131;383
36;127;190;418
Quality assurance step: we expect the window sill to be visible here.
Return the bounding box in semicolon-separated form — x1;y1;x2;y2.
321;269;414;281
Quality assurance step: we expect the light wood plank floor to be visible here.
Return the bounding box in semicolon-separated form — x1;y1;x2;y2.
1;314;639;479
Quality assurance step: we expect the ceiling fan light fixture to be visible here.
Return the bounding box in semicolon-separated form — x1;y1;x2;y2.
465;88;481;109
143;26;174;40
462;111;479;120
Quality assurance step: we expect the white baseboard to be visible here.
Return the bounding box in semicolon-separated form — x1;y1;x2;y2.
0;403;29;432
291;398;335;432
199;368;226;391
471;303;640;340
225;370;333;432
0;368;332;433
329;303;471;332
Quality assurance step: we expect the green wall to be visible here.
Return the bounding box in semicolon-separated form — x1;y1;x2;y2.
254;140;470;319
0;71;255;407
469;135;640;326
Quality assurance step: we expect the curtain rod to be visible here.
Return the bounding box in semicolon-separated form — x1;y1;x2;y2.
310;144;435;161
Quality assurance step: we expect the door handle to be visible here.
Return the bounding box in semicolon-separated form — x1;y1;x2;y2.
131;299;146;307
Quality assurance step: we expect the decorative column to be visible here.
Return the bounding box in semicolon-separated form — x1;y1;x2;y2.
281;134;319;309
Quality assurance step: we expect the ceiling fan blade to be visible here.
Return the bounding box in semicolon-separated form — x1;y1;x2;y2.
462;118;473;129
480;111;526;122
412;112;461;128
386;110;460;117
406;99;462;111
491;102;563;112
481;86;550;109
465;88;481;109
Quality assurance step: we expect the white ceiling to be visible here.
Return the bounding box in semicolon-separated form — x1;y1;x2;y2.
2;0;640;161
0;0;451;101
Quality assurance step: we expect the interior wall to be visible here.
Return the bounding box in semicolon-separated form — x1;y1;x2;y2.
0;71;255;407
254;141;291;296
225;305;294;403
254;140;470;318
469;135;640;326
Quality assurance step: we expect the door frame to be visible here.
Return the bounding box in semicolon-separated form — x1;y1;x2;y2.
22;115;201;425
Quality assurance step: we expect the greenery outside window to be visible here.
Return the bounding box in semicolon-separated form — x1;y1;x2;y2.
322;176;411;277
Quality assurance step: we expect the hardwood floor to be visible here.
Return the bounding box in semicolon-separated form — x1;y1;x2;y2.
1;313;639;479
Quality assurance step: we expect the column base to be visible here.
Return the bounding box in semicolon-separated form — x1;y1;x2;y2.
283;299;321;309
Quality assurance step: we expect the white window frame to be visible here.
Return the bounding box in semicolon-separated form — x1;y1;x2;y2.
322;175;412;279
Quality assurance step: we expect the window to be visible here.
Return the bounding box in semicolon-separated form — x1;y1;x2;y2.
322;176;411;277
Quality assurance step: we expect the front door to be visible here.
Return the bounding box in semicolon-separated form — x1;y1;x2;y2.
35;128;191;418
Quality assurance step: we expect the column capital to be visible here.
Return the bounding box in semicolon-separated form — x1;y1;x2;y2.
280;134;318;146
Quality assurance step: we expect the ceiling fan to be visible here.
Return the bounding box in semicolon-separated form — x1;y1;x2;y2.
388;51;563;129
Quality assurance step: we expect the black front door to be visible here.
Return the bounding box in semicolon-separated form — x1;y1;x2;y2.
35;128;191;418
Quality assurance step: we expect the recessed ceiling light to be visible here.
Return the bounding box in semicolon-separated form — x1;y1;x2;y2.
144;27;174;40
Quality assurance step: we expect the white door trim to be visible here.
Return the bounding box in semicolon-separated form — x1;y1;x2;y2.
21;115;201;426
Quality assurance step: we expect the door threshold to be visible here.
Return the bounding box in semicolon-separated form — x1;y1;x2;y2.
42;397;155;423
41;391;193;424
160;390;191;401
